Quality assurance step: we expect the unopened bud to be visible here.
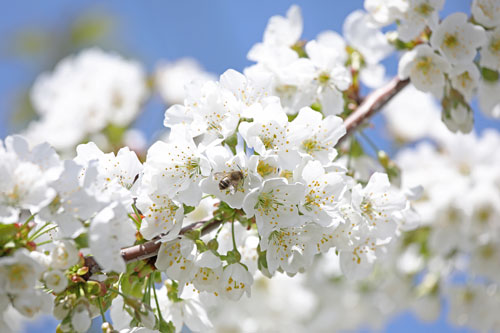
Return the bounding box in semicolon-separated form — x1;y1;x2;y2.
377;151;390;168
101;322;114;333
207;239;219;251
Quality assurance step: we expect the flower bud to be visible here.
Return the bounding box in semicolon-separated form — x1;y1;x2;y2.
207;238;219;251
71;301;91;333
53;302;71;320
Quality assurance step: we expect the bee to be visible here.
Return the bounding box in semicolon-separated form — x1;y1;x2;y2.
215;167;245;195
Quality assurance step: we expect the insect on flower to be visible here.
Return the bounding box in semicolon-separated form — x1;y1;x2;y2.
214;166;245;195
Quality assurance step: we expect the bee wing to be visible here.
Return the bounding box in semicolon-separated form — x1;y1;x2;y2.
228;183;237;195
214;172;227;180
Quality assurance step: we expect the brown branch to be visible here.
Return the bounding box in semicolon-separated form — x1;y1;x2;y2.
84;76;410;276
84;219;223;276
337;77;410;146
121;219;222;263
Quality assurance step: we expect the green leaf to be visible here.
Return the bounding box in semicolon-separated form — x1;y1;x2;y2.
310;102;322;112
287;113;299;122
159;319;176;333
350;138;364;158
182;204;196;215
0;224;17;246
74;232;88;249
481;67;499;83
290;41;308;58
103;123;127;146
222;133;238;155
70;15;113;46
11;30;52;56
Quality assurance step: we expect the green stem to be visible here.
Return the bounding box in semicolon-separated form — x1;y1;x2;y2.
231;213;239;255
215;224;224;239
143;274;151;305
347;137;355;171
23;214;36;227
152;273;165;326
359;131;379;154
29;226;58;241
35;240;52;246
97;296;107;323
131;204;142;229
27;222;51;241
108;288;128;299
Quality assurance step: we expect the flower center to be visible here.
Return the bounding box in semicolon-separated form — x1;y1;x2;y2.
9;264;29;289
457;71;471;89
256;191;282;213
302;138;322;154
257;161;277;177
415;3;434;16
260;135;275;150
443;33;459;49
318;72;330;85
416;56;433;75
490;37;500;53
361;197;375;220
185;157;201;178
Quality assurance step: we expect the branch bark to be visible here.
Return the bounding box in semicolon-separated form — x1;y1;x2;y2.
337;77;410;146
84;76;410;275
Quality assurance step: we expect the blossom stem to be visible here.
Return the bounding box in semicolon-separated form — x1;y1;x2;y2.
231;214;238;254
108;287;128;299
27;222;54;241
97;296;107;323
347;137;355;171
358;131;379;154
22;213;36;227
152;273;165;327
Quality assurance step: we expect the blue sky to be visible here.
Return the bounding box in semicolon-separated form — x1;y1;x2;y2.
0;0;494;332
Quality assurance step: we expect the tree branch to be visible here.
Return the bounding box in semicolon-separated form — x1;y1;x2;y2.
84;219;223;276
84;76;410;276
337;77;410;146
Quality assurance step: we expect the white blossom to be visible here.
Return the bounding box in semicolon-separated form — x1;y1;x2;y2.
478;80;500;118
449;63;481;102
397;0;444;42
0;249;42;295
0;136;61;223
88;203;136;273
243;178;305;236
288;107;345;164
480;26;500;71
43;270;68;293
398;44;450;98
49;240;79;270
27;48;147;151
430;13;486;66
155;58;216;105
71;301;92;333
155;286;213;333
472;0;500;28
364;0;408;26
239;102;300;169
220;263;253;301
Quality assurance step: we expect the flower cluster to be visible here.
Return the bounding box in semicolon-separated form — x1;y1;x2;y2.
365;0;500;132
25;48;148;153
1;2;499;332
202;126;500;333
